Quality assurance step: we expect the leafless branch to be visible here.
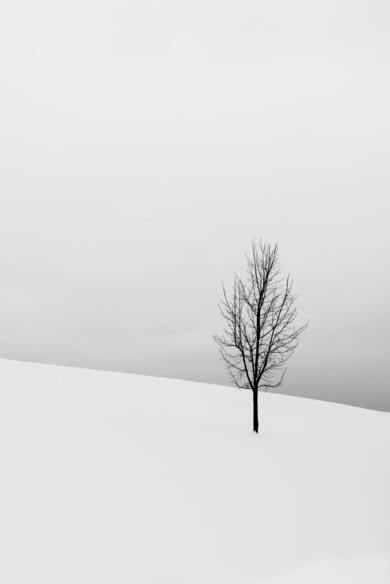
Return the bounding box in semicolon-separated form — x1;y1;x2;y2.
214;239;307;394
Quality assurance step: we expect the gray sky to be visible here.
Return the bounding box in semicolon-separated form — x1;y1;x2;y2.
1;0;389;410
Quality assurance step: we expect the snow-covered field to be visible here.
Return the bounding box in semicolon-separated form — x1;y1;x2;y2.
0;358;389;583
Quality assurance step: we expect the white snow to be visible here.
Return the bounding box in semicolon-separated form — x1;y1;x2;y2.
0;358;389;583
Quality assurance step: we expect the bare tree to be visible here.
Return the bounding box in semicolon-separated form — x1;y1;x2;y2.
214;240;307;434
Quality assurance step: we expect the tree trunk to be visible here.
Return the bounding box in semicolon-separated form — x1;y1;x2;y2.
252;388;259;433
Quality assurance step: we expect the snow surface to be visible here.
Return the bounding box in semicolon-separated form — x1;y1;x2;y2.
0;358;389;583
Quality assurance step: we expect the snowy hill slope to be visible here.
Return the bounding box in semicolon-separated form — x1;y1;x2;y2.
0;358;389;583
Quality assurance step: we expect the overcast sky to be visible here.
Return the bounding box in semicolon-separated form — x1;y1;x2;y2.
1;0;389;411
